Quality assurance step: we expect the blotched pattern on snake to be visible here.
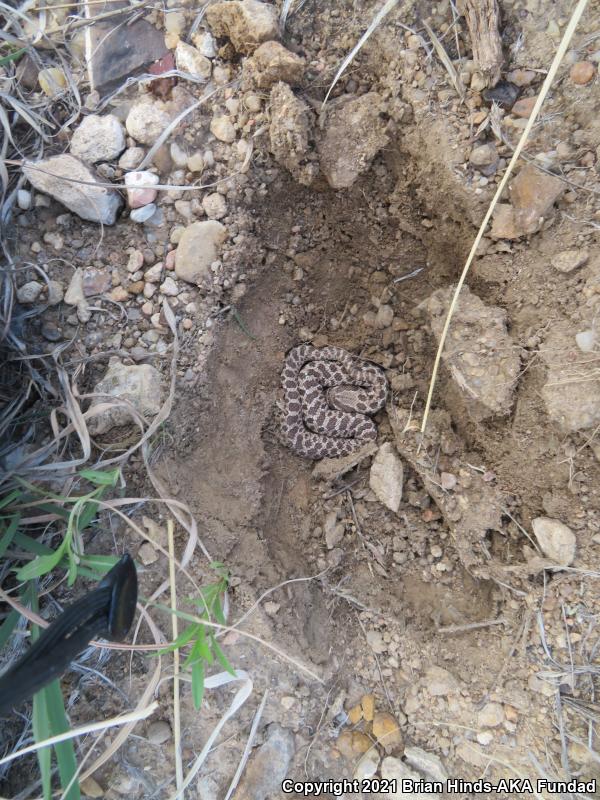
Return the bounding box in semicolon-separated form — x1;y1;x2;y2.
280;345;388;459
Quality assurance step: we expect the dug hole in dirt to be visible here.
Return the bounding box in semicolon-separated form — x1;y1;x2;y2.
4;0;600;796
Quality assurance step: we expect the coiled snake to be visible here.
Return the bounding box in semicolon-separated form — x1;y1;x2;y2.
280;345;388;459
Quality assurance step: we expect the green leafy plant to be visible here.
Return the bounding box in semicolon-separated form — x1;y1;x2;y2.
157;564;235;709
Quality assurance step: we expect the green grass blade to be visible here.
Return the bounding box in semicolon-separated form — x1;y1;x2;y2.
0;608;21;650
191;659;205;709
0;46;26;66
43;680;80;800
13;531;55;555
16;548;65;581
79;468;120;487
32;691;52;800
211;636;236;676
0;514;19;557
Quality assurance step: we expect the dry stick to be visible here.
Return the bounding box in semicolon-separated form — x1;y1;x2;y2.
462;0;503;85
421;0;590;435
167;519;184;793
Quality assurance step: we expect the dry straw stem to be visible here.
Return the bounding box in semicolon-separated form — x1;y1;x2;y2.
168;519;184;794
421;0;591;435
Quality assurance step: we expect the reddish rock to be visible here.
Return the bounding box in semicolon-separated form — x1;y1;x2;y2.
509;164;564;235
570;61;595;85
512;95;537;118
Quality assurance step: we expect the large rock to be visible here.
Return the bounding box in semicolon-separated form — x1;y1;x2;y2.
540;322;600;432
493;164;565;239
70;114;125;164
175;221;227;284
423;285;520;420
232;724;294;800
126;87;193;147
532;517;576;566
369;443;404;513
23;155;121;225
243;41;305;89
205;0;278;54
317;93;389;189
269;82;318;187
87;358;162;435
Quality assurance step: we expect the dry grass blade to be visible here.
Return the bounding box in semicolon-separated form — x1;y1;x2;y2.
168;519;183;793
422;20;465;99
322;0;400;108
421;0;590;434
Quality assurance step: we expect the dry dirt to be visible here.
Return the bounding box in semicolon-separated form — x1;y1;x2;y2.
5;0;600;797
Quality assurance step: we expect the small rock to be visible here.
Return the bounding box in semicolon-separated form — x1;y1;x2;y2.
354;751;380;780
70;114;125;164
490;203;520;239
147;720;171;744
87;358;162;435
16;281;43;304
80;777;104;798
570;61;595;85
404;746;448;782
194;31;217;58
131;203;156;223
23;155;121;225
372;711;403;754
138;542;158;565
317;93;388;189
187;152;205;172
38;67;67;97
576;330;596;353
366;630;386;654
205;0;279;54
64;268;91;322
126;89;191;146
424;666;459;696
269;82;318;186
17;189;31;210
469;142;498;167
361;694;375;722
375;304;394;328
477;702;505;728
43;231;64;251
336;731;372;758
440;472;456;491
202;192;227;220
47;280;64;306
124;170;159;208
119;146;145;171
482;80;519;109
175;220;227;284
160;276;179;296
243;40;305;89
381;756;439;800
210;115;236;143
477;731;494;746
170;142;188;168
369;443;403;513
82;267;111;296
511;96;537;118
532;517;576;566
551;248;589;273
324;511;344;549
506;69;536;87
233;724;294;800
175;41;212;80
509;163;564;236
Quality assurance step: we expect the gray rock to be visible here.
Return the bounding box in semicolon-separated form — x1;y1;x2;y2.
17;281;43;304
317;93;389;189
175;41;212;80
47;280;64;306
381;757;440;800
233;724;294;800
404;747;448;783
23;155;121;225
205;0;279;54
175;220;227;284
532;517;576;566
424;285;520;420
131;204;157;223
146;720;171;745
540;322;600;432
119;147;145;171
369;443;404;513
551;248;589;273
87;358;162;435
126;88;193;147
269;82;318;186
70;114;125;164
469;142;498;167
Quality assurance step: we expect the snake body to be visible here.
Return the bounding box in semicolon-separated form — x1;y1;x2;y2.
280;345;388;459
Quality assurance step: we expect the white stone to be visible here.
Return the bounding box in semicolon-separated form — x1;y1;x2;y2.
369;443;404;513
194;31;217;58
159;276;179;296
175;220;227;283
576;330;596;352
87;358;162;435
175;41;212;79
17;189;31;210
210;115;236;143
124;170;159;208
70;114;125;164
202;192;227;219
532;516;576;566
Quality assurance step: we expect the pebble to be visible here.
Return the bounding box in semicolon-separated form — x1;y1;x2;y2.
187;152;205;172
80;777;104;798
372;711;403;753
511;96;537;118
469;142;498;167
17;189;32;210
194;31;217;58
532;516;576;566
210;115;236;143
147;720;171;744
17;281;43;304
381;756;439;799
124;170;159;208
369;443;404;513
170;142;188;168
202;192;227;220
354;751;380;780
23;154;121;225
506;68;536;87
138;542;158;565
375;304;394;328
205;0;279;54
175;41;212;80
131;203;156;223
570;61;595;85
243;40;305;89
550;248;589;273
47;280;64;305
477;702;505;728
160;276;179;296
70;114;126;164
175;220;227;284
118;146;145;170
576;330;596;353
509;163;565;236
83;267;111;296
366;629;386;654
245;93;262;113
440;472;456;490
43;231;64;251
125;93;185;146
483;80;519;109
87;358;162;435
